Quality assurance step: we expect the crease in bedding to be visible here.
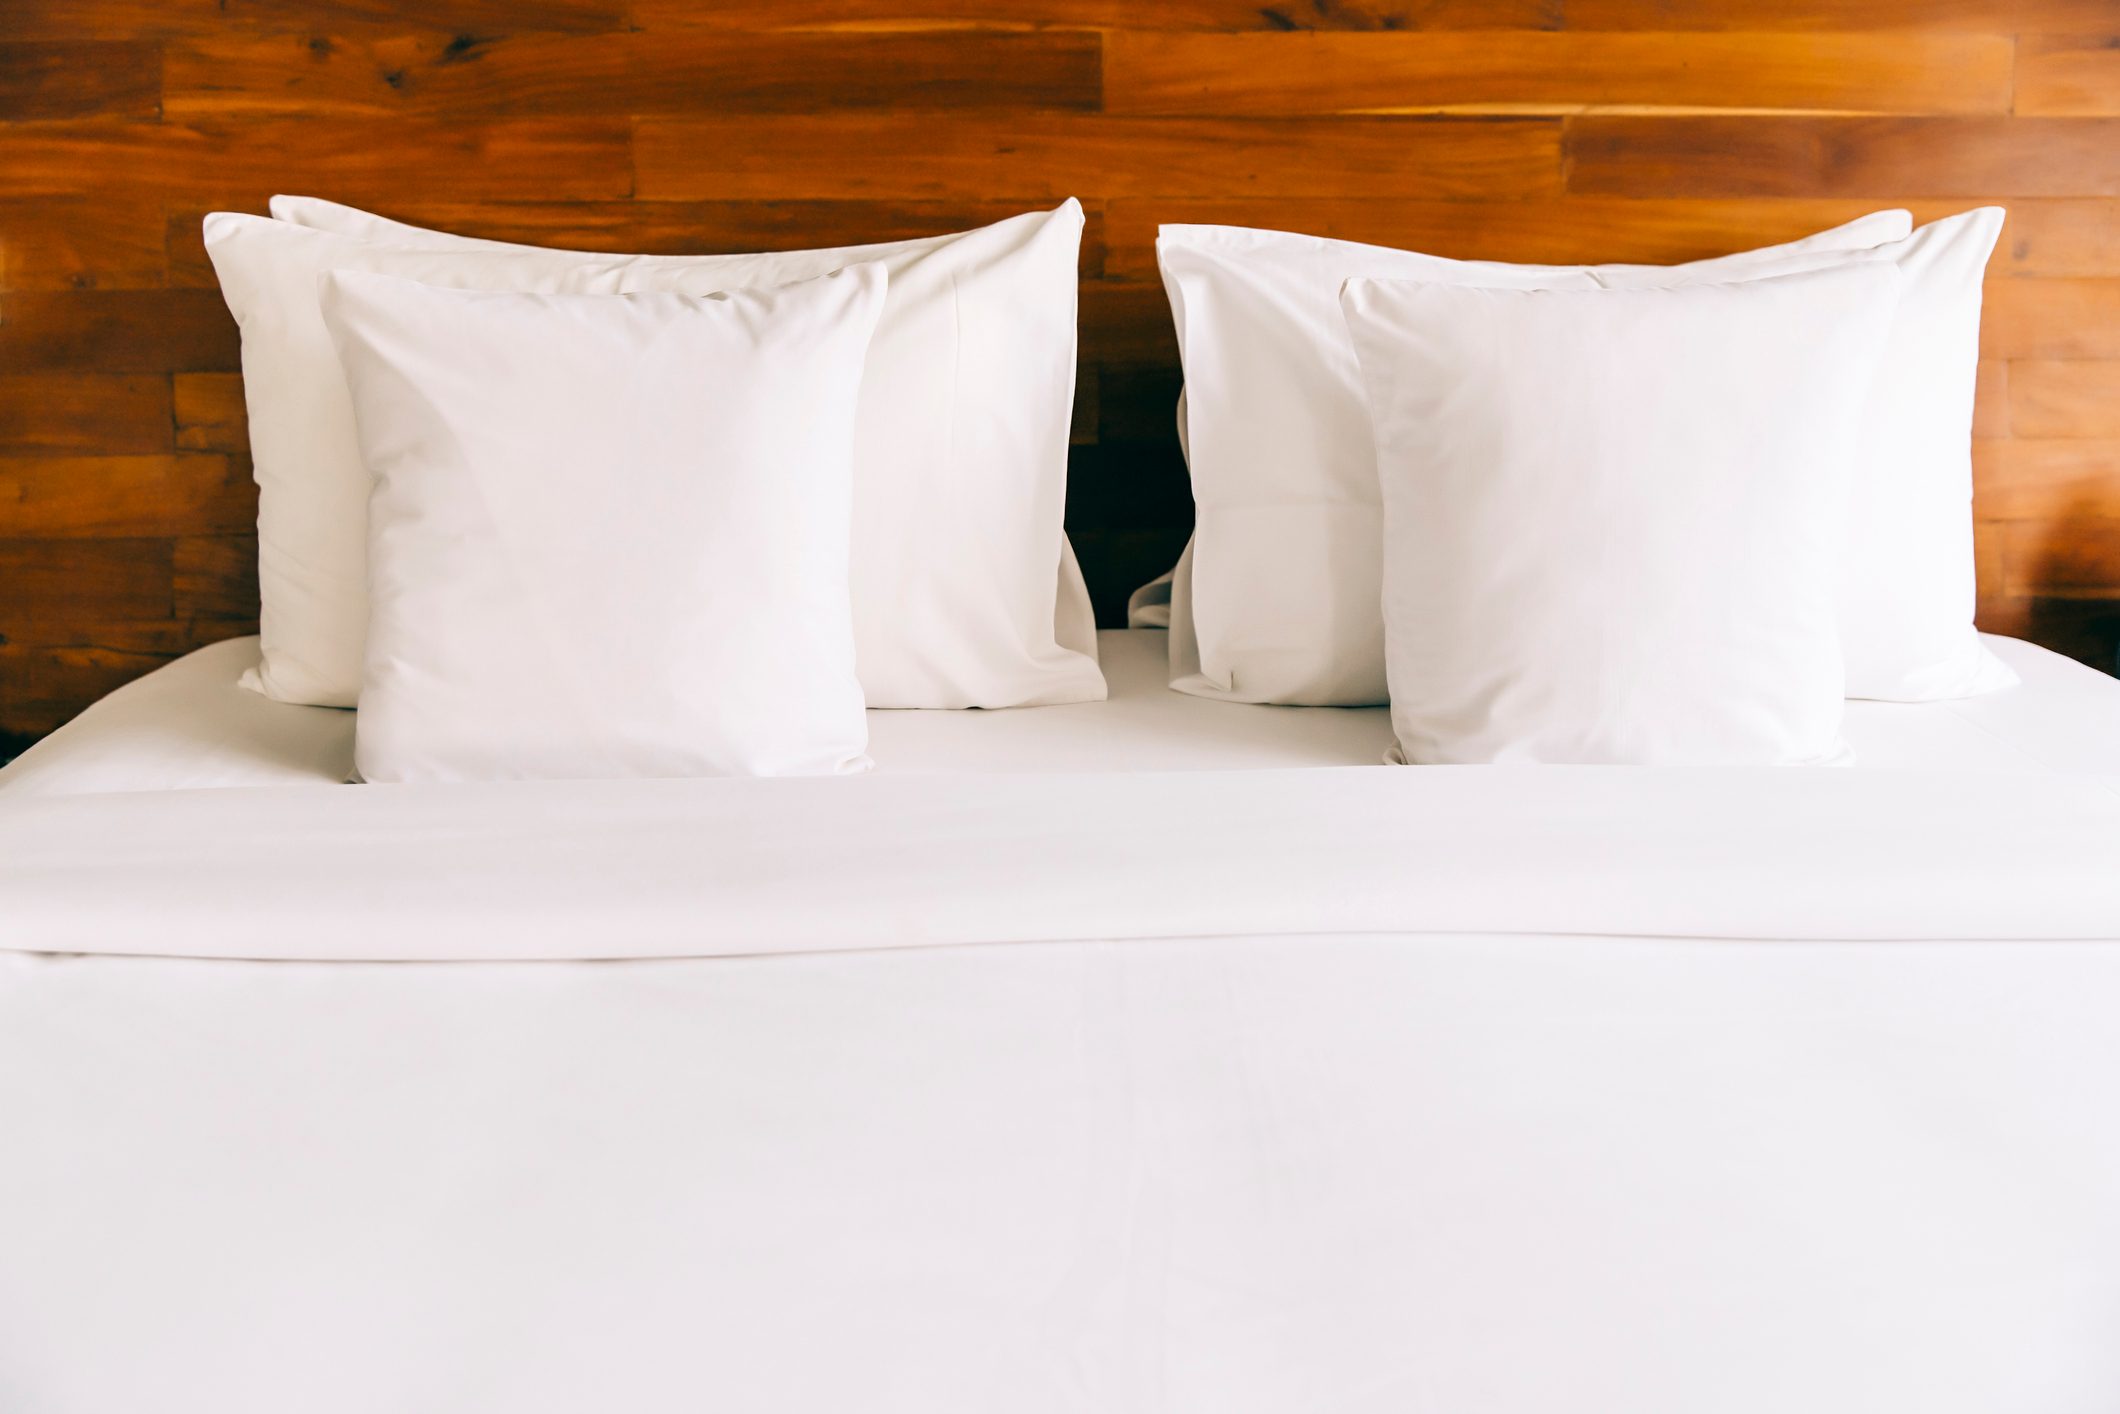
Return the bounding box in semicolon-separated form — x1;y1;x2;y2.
4;765;2118;962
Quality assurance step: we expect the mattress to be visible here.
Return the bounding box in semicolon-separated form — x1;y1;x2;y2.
4;627;2119;796
5;630;2120;1413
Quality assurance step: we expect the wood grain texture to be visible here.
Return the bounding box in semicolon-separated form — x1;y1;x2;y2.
1982;278;2120;360
1998;517;2120;597
1;0;2116;742
629;0;1568;32
0;455;253;538
1978;439;2120;521
0;375;173;455
0;0;630;41
0;539;172;630
635;114;1565;200
1949;198;2120;277
0;291;238;373
1567;116;2120;197
172;374;250;451
1563;0;2120;32
2015;35;2120;116
2010;360;2120;439
0;197;170;291
1105;32;2014;115
173;534;259;620
1974;360;2009;439
0;41;160;118
163;30;1102;118
0;119;634;200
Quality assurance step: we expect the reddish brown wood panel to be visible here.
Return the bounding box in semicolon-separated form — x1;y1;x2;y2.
1104;32;2016;115
1;1;2117;748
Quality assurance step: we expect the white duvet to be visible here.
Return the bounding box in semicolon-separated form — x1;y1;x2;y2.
5;637;2120;1412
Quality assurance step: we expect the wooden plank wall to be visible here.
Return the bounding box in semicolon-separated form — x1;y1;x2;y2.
2;2;2118;749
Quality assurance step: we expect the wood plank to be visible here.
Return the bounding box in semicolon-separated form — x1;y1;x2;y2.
0;644;170;742
1106;195;1928;278
1975;518;2010;605
1997;516;2120;597
0;291;237;373
0;375;172;455
165;29;1100;118
2009;360;2120;439
0;0;629;41
637;114;1564;200
1976;440;2120;520
0;619;256;726
0;119;632;200
0;455;252;537
172;373;249;452
0;41;160;120
1106;32;2012;116
1982;278;2120;359
1563;0;2120;32
630;0;1563;32
2016;35;2120;118
1974;360;2009;439
0;197;169;291
1932;198;2120;278
0;538;171;628
1567;117;2120;198
173;534;258;620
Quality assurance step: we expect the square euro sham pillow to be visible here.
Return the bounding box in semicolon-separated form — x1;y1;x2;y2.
319;265;885;783
1159;208;2007;705
207;203;1102;711
1342;261;1901;766
1599;209;2012;703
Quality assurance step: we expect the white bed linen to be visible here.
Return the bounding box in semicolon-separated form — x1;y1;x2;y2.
4;633;2119;1413
5;936;2119;1414
5;763;2119;961
4;629;2119;796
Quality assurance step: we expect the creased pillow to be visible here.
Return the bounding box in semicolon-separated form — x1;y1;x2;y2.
1344;262;1901;766
321;265;884;783
1157;211;1916;706
208;203;1103;711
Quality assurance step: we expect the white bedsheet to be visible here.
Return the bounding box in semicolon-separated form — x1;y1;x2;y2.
4;765;2119;961
4;631;2120;1413
5;628;2120;796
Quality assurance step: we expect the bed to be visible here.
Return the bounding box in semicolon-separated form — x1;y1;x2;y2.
3;628;2119;1412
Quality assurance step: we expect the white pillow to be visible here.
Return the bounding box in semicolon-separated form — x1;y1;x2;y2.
1343;262;1902;766
1598;209;2010;704
320;265;884;783
1157;211;1916;706
207;204;1103;711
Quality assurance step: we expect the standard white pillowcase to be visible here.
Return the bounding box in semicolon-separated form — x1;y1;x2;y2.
321;265;884;783
1344;262;1901;766
1594;209;2012;703
208;203;1102;711
1158;211;1915;706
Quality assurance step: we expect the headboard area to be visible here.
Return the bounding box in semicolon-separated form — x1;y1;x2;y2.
3;1;2117;749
